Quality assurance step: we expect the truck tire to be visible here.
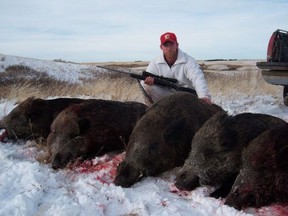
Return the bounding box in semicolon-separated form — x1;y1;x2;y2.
283;85;288;106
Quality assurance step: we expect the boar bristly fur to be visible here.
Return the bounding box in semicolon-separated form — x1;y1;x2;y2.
0;97;85;141
175;111;286;198
225;123;288;210
114;92;224;188
46;99;147;169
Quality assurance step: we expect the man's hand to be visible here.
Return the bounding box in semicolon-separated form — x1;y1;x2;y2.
200;97;212;105
144;76;155;85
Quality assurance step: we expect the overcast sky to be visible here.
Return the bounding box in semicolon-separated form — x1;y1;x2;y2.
1;0;287;62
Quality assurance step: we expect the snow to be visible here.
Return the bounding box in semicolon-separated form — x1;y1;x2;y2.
0;54;98;84
1;54;288;216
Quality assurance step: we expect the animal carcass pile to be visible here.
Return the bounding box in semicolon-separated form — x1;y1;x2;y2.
1;92;288;212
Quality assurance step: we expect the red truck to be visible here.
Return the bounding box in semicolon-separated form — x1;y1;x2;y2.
256;29;288;105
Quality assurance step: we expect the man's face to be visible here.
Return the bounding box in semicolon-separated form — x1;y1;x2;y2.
160;41;178;58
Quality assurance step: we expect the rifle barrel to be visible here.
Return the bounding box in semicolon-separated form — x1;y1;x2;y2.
97;65;134;75
98;65;146;80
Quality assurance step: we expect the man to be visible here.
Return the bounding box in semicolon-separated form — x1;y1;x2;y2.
141;32;212;105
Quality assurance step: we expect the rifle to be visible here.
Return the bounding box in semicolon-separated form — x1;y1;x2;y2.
97;65;197;95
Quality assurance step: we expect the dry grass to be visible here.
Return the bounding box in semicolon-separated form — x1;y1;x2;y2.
200;60;283;99
0;61;283;104
0;64;146;103
205;69;282;98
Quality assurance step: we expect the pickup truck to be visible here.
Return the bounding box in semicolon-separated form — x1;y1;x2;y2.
256;29;288;105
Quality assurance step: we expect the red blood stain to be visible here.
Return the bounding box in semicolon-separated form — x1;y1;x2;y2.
67;153;125;184
169;183;190;197
255;203;288;216
0;129;8;142
159;200;168;207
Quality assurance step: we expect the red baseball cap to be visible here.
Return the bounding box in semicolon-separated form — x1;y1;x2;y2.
160;32;178;45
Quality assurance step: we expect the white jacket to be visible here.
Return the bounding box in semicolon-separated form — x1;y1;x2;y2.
146;49;211;99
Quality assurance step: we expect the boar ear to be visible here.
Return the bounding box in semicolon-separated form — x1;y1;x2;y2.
221;116;238;149
27;110;42;121
78;118;91;134
164;118;187;146
30;98;46;109
221;128;238;150
276;138;288;168
27;107;45;121
26;100;47;121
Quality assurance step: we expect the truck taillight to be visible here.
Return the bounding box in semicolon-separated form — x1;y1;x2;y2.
267;29;288;62
267;31;277;62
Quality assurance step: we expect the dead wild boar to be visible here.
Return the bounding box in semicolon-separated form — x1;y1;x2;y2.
114;92;224;188
175;111;286;198
225;123;288;210
0;97;85;141
46;99;147;169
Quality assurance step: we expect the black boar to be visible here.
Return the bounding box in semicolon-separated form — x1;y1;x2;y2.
114;92;223;188
45;99;147;169
175;111;286;198
0;97;85;141
225;123;288;210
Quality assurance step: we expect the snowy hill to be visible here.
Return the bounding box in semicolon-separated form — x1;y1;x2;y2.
0;54;99;84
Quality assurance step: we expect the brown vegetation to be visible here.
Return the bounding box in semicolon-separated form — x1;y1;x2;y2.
0;64;146;103
0;61;283;104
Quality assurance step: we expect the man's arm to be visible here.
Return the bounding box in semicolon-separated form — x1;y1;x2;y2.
185;58;212;104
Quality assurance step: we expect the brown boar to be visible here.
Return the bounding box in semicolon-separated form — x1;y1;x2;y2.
114;92;223;188
46;99;147;169
175;111;286;198
224;123;288;210
0;97;85;141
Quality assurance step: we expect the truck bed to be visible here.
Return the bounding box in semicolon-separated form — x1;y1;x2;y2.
256;62;288;85
256;62;288;70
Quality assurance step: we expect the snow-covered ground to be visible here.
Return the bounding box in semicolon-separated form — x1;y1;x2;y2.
0;54;288;216
0;54;101;84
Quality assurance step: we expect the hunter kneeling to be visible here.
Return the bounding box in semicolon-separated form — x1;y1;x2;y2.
141;32;212;105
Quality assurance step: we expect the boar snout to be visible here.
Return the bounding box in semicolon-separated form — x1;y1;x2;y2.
114;161;144;188
175;170;200;191
52;153;73;169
